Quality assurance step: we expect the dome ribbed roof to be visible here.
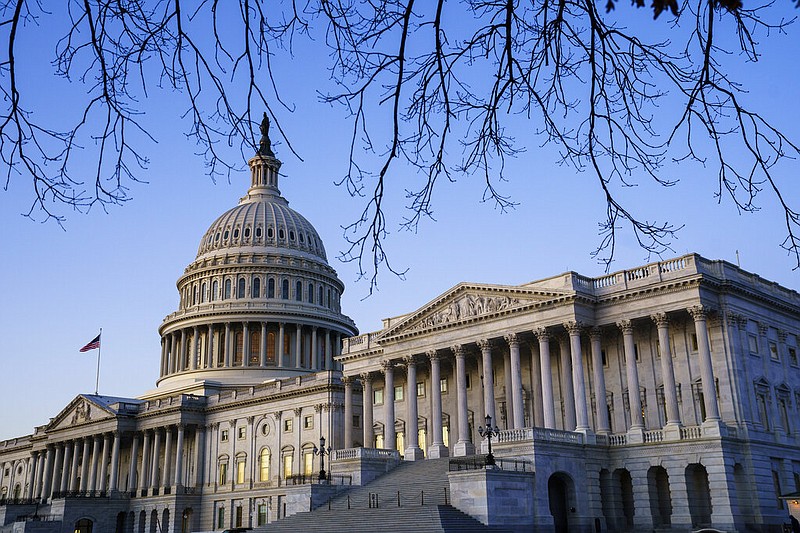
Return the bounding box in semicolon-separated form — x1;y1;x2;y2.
196;191;327;263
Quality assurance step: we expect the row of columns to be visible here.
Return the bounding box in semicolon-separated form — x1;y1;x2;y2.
26;425;204;502
160;323;341;377
342;306;721;458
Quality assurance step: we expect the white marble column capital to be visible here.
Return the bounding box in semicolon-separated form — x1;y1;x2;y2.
503;333;519;347
616;319;633;334
563;320;584;335
651;312;670;327
534;327;550;341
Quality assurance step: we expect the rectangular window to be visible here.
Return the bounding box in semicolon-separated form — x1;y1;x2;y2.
238;426;246;439
284;419;293;432
601;349;607;367
235;505;243;527
353;415;360;428
303;415;314;430
373;388;384;405
440;377;448;394
283;455;293;479
417;381;425;397
258;504;267;526
219;463;228;485
394;385;404;402
749;334;759;354
773;469;784;509
690;334;699;352
221;429;229;442
769;342;780;361
634;343;640;362
789;347;798;366
304;452;314;476
237;461;245;484
217;507;225;529
466;373;472;389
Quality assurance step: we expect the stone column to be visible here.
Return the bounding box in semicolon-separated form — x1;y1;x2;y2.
311;327;319;370
79;437;91;492
109;432;121;491
565;322;590;433
260;322;268;367
452;344;475;456
242;322;250;367
618;320;645;434
26;452;38;499
193;426;206;487
343;376;354;449
689;306;721;423
325;330;333;370
589;328;611;434
208;324;216;368
403;356;424;460
190;326;199;370
528;341;544;427
224;322;232;367
557;335;576;431
278;323;285;368
170;333;178;373
35;450;47;499
163;426;173;490
88;436;101;492
361;373;374;448
505;334;525;429
382;360;396;450
40;446;54;500
49;444;64;497
651;313;682;431
536;328;556;429
477;339;496;423
427;350;448;458
160;338;168;376
139;430;151;492
502;349;514;427
60;441;73;493
68;440;81;492
98;433;110;492
174;425;185;488
150;428;162;490
295;324;303;368
128;433;140;493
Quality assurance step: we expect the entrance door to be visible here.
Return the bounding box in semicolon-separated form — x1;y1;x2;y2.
548;476;569;533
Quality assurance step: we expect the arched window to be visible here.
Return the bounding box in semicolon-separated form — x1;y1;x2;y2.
295;281;302;301
318;286;324;306
282;279;289;299
74;519;93;533
267;332;276;363
268;277;275;298
201;282;207;303
308;282;314;304
224;279;232;299
253;277;261;298
237;277;246;298
250;330;260;364
327;288;332;309
234;331;243;366
212;281;218;301
259;448;271;482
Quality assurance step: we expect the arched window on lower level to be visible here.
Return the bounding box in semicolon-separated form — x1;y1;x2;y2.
259;448;271;482
212;280;218;301
237;277;246;298
253;277;261;298
268;277;275;298
295;281;303;302
282;279;289;299
224;279;232;299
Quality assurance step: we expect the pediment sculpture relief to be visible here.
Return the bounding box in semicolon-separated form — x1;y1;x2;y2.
413;294;523;330
70;400;92;425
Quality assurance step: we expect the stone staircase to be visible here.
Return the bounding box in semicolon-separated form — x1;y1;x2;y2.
253;458;510;532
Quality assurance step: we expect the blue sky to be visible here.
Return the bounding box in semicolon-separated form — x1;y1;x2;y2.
1;6;799;441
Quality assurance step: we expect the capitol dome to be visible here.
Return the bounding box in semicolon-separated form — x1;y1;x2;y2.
154;113;358;393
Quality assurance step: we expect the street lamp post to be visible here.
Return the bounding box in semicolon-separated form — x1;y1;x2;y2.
313;436;332;481
478;414;500;466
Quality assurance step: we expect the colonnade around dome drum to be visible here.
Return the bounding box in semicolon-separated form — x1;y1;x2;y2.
158;321;343;378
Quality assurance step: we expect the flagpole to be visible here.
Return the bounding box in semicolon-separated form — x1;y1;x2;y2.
95;328;102;395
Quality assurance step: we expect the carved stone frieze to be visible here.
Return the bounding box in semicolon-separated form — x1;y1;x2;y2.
411;293;527;330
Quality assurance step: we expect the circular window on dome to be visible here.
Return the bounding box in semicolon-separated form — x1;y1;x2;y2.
267;227;274;239
279;228;285;240
244;227;251;238
223;230;230;240
289;230;295;241
299;233;305;243
256;226;263;238
233;228;240;239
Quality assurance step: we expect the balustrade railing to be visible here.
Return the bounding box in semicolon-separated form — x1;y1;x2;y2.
449;456;532;472
644;429;664;443
332;447;401;461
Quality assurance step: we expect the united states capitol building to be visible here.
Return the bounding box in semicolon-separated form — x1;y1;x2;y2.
1;118;800;533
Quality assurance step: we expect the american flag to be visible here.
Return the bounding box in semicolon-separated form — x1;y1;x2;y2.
79;334;101;352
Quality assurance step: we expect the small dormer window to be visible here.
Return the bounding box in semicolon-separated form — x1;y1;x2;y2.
215;232;221;242
233;228;240;239
267;227;274;239
289;230;295;241
279;228;285;240
256;227;263;238
244;227;251;238
299;233;305;243
223;230;230;240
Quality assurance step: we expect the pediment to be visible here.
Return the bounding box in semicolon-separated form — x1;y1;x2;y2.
381;283;569;338
46;395;115;431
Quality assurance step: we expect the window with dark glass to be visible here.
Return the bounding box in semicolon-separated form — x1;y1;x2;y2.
295;281;302;301
308;282;314;304
282;279;289;299
253;277;261;298
237;278;246;298
268;277;275;298
224;279;232;299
